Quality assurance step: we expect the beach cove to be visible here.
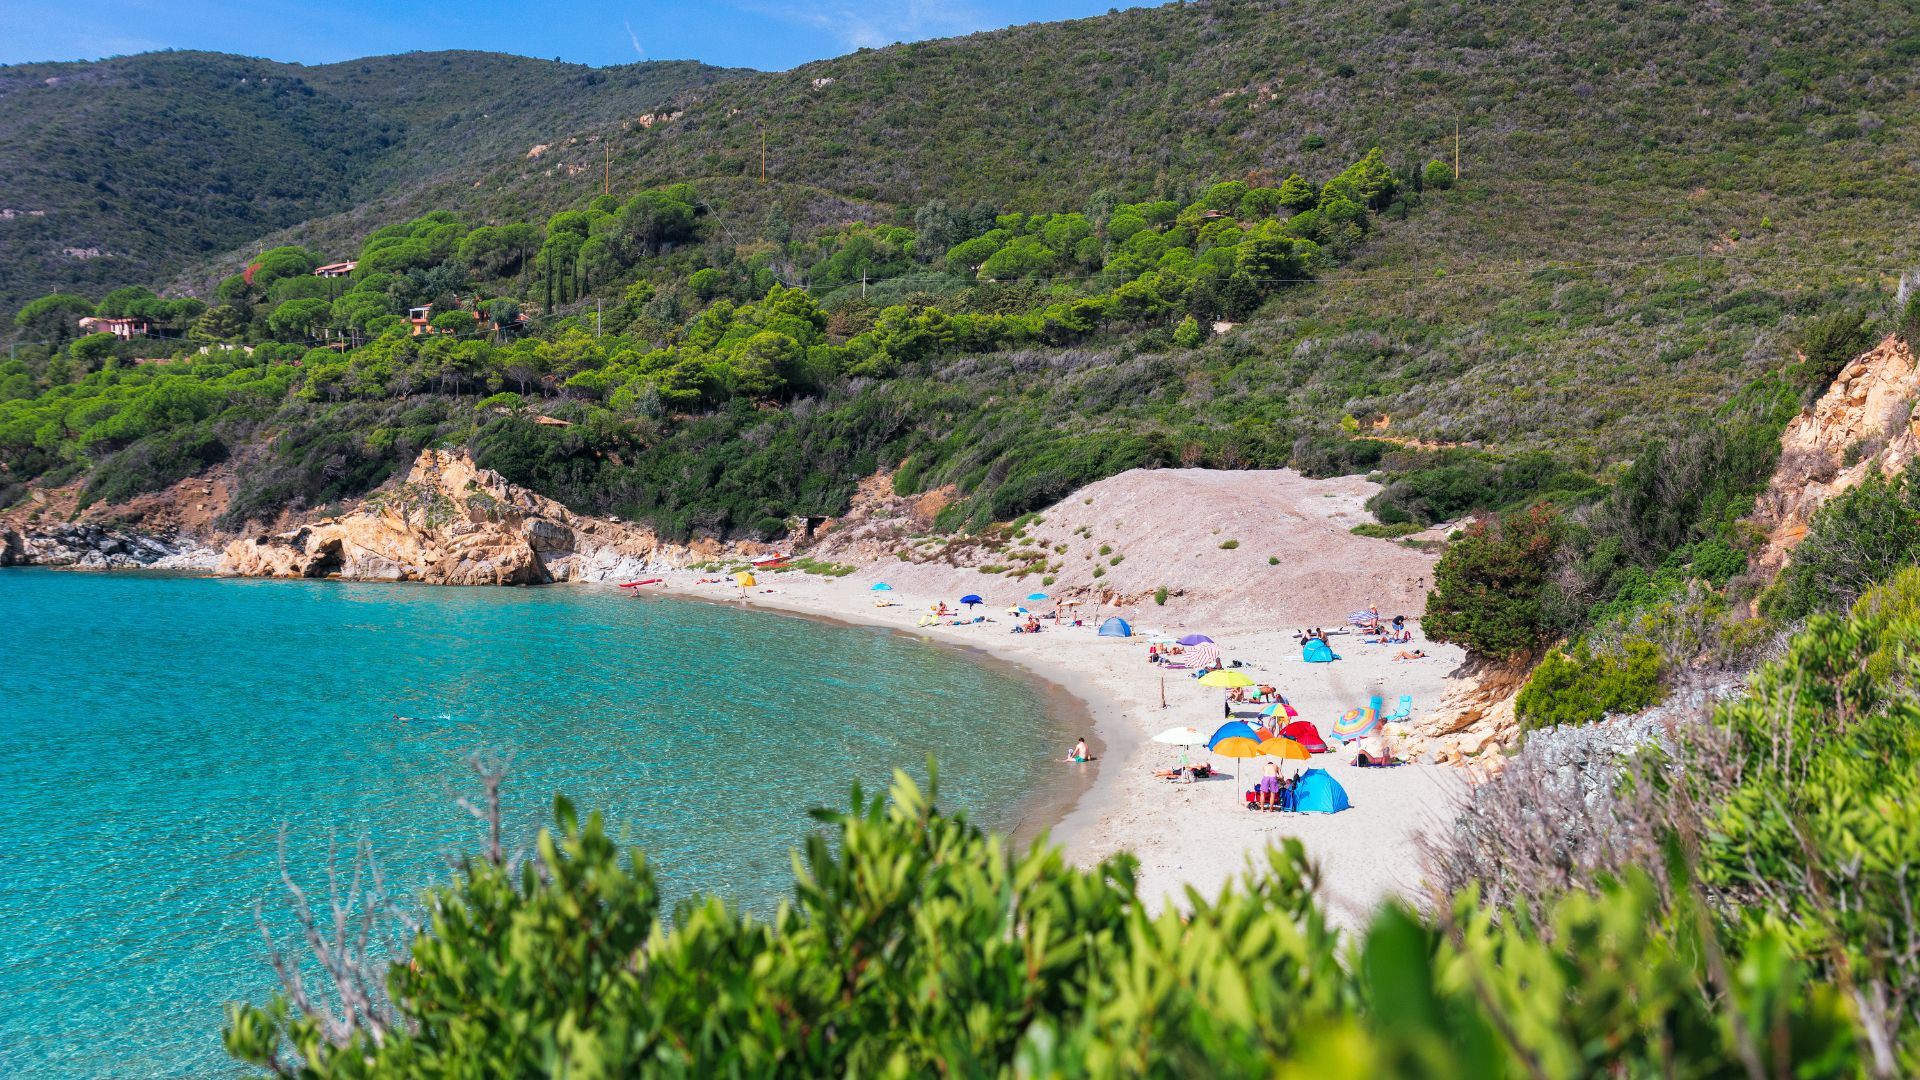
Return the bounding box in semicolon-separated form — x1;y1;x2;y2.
668;569;1469;925
0;570;1073;1077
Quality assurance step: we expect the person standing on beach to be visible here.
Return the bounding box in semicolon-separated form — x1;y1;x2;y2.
1258;759;1282;810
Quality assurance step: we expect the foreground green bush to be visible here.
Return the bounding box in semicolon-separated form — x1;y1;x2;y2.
226;762;1885;1077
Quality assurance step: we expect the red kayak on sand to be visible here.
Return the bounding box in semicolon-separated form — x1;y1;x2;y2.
617;579;662;588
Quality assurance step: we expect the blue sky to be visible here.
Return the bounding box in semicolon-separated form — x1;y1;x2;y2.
0;1;1149;70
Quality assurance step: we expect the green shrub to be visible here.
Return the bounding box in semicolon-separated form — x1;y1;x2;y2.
1514;637;1664;729
1423;506;1559;660
1351;521;1423;539
1790;307;1876;398
224;768;1881;1076
1154;585;1169;605
1764;466;1920;620
1218;538;1239;549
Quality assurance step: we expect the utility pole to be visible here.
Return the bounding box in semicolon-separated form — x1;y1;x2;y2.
759;125;767;184
603;146;610;197
596;299;602;338
1454;121;1461;181
861;274;867;300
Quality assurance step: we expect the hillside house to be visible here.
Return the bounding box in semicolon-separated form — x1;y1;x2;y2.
407;305;434;335
313;261;358;278
77;316;151;340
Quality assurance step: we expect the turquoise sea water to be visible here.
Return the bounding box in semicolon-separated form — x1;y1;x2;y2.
0;570;1067;1077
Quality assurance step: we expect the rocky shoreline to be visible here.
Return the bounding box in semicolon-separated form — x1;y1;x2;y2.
0;522;219;571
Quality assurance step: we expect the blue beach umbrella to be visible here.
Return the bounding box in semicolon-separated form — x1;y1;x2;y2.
960;594;984;607
1208;720;1264;750
1208;720;1268;788
870;583;893;591
1177;634;1214;646
1026;592;1050;601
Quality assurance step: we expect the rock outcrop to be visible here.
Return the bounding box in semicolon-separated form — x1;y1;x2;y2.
1753;334;1920;574
1385;654;1531;768
218;450;687;584
0;522;217;569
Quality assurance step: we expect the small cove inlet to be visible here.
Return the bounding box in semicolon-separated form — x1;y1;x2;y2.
0;570;1069;1077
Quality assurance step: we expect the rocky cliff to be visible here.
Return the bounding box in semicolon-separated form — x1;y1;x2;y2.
217;450;701;584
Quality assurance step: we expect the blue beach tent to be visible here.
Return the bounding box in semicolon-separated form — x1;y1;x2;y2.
1292;769;1351;814
1302;638;1337;663
1098;616;1132;638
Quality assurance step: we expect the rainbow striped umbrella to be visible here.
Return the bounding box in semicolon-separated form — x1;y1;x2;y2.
1259;699;1299;720
1331;707;1379;742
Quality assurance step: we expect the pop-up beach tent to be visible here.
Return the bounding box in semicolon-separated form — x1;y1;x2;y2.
1292;769;1350;814
1302;638;1337;662
1098;616;1132;637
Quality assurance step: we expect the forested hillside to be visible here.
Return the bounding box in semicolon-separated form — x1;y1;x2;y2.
6;0;1920;553
0;51;743;315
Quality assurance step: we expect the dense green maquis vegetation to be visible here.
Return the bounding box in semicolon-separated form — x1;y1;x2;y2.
2;152;1439;535
222;596;1920;1075
0;51;743;316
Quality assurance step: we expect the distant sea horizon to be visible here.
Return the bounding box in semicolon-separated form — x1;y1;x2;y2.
0;569;1068;1077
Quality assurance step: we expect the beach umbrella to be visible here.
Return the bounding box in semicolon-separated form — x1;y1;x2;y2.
1198;669;1254;689
1208;720;1268;787
734;571;756;588
960;593;983;607
1331;706;1380;742
1259;699;1300;720
1181;642;1220;668
1152;726;1209;746
1256;737;1312;761
1176;633;1214;645
1026;592;1050;601
1207;721;1263;749
870;582;893;591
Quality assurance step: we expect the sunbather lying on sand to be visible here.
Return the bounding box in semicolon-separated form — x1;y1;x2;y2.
1393;649;1427;661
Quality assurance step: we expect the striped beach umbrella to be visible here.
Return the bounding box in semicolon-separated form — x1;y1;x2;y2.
1331;707;1379;742
1181;642;1220;668
1259;699;1299;720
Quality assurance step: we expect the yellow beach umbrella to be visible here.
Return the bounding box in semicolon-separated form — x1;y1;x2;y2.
734;571;756;588
1197;669;1254;689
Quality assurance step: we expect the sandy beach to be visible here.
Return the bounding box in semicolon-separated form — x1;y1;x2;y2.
641;557;1467;929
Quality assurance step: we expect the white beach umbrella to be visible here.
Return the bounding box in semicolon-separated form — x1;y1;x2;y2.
1151;726;1209;746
